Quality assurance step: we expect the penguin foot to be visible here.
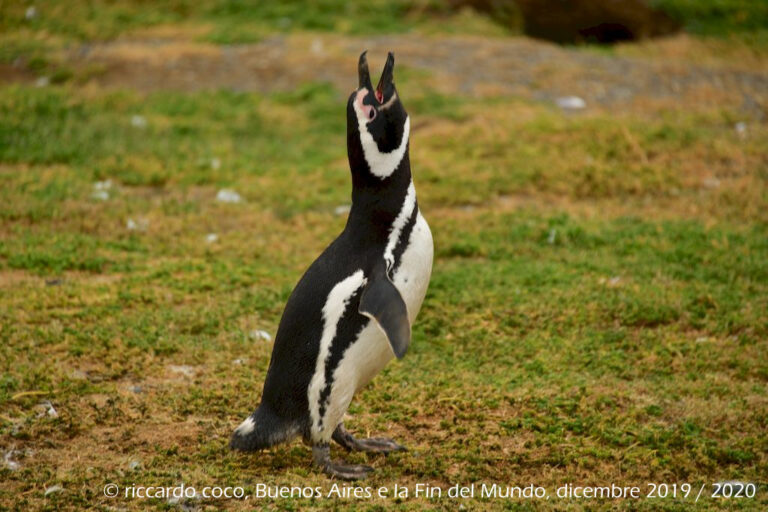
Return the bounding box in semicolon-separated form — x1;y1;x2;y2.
312;443;374;480
333;423;407;453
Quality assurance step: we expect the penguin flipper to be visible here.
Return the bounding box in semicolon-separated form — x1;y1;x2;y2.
359;269;411;359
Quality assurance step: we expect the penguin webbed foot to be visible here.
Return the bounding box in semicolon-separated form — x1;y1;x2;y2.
332;423;407;453
312;443;374;480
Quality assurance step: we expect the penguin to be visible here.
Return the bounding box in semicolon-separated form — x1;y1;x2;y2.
230;51;433;480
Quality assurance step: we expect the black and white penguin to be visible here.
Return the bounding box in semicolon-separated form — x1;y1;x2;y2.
230;51;433;480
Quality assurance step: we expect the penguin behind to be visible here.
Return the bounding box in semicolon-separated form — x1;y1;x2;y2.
230;51;433;480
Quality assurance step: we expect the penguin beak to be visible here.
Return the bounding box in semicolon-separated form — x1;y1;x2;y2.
358;50;373;91
376;52;395;101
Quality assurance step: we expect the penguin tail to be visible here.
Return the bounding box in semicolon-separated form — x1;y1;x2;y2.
229;404;296;452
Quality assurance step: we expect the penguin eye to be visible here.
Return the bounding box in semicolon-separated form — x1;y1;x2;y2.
368;108;377;121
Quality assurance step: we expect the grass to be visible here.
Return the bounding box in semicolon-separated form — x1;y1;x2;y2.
1;2;767;510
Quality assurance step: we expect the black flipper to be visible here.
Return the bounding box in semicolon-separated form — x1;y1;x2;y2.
359;266;411;359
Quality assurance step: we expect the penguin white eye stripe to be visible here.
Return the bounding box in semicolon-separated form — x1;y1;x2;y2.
352;88;410;180
378;91;398;111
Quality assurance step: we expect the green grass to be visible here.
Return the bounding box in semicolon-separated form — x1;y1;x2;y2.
652;0;768;37
1;77;766;510
2;0;767;52
1;2;768;509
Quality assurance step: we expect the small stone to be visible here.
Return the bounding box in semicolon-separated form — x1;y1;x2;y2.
37;400;58;418
249;330;272;342
210;157;221;170
35;76;50;88
216;189;243;204
25;6;37;20
702;177;720;189
4;450;21;471
129;460;141;470
205;233;218;243
556;96;586;110
734;122;747;139
130;115;147;128
126;218;148;231
91;190;109;201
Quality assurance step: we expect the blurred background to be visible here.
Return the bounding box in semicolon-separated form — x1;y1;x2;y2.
1;1;767;510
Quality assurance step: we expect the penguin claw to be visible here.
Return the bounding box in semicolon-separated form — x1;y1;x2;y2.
312;443;374;480
354;437;407;453
332;424;406;453
322;461;375;480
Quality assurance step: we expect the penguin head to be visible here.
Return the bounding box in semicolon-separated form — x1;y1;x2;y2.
347;51;409;180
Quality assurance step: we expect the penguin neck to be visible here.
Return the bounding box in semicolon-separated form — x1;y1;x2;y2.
346;152;415;239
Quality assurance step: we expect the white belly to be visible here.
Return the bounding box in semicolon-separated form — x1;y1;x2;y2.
314;214;433;441
392;213;433;324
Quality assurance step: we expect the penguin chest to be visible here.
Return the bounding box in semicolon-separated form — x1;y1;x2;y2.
308;214;433;440
392;212;433;324
337;213;433;392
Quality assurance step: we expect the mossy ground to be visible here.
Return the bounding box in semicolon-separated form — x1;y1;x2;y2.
1;1;767;510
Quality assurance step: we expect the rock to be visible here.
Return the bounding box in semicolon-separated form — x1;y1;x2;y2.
92;180;112;201
734;122;747;139
126;218;148;231
205;233;218;243
249;330;272;342
4;450;21;471
37;400;58;418
215;189;243;204
130;115;147;128
556;96;586;110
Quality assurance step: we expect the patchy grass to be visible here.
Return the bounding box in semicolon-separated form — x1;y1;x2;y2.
1;76;766;510
1;5;767;509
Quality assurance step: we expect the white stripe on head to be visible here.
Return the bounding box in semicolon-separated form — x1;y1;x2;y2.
308;270;367;436
379;91;399;111
352;88;410;180
384;181;416;272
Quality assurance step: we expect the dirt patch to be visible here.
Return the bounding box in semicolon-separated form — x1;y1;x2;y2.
4;33;766;114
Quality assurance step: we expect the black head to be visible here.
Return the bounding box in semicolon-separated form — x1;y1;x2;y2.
347;51;409;180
